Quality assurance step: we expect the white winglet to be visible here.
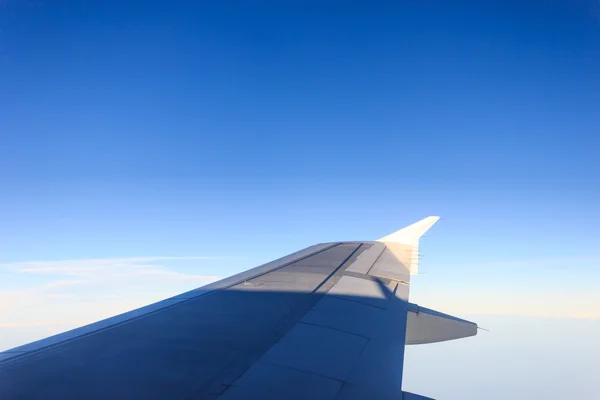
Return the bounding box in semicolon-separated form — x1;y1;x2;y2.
376;216;440;275
377;216;440;245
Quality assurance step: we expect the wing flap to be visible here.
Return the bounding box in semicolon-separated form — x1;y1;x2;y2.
406;304;477;345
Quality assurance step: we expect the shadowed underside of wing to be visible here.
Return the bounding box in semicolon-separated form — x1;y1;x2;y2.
0;217;477;400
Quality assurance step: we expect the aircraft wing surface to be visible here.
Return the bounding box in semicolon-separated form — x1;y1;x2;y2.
0;217;477;399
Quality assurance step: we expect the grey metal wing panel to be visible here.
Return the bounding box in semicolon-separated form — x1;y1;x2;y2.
214;217;477;400
0;242;369;399
218;272;408;400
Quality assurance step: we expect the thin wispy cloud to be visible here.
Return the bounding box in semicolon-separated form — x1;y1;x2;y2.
2;256;224;276
0;256;223;350
1;256;224;289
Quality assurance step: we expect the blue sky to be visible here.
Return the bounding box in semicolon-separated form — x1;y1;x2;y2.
1;1;599;397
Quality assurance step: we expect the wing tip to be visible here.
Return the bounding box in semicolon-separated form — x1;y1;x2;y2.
377;216;440;244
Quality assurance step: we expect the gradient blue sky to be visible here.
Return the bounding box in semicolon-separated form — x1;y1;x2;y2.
1;1;599;398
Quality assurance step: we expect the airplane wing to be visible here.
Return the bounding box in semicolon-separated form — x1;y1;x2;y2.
0;217;477;399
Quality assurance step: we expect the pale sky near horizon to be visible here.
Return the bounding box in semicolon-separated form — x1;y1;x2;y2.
1;1;599;398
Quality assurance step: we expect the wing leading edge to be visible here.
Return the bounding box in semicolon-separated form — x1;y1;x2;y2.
0;217;477;399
